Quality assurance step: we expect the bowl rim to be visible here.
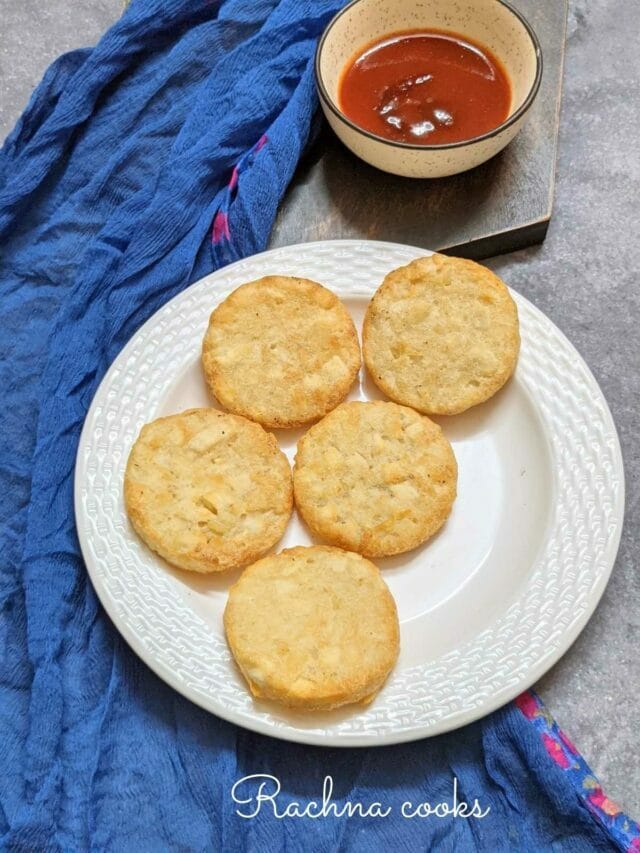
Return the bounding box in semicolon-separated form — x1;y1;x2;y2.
314;0;544;151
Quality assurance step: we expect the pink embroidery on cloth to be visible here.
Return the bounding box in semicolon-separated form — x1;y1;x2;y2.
212;211;230;243
211;134;268;246
516;691;640;852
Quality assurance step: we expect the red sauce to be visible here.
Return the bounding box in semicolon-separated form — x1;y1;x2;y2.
338;29;512;146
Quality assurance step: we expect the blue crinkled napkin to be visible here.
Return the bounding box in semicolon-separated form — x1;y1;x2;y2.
0;1;635;849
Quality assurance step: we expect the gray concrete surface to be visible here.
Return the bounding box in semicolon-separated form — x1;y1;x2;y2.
1;0;638;822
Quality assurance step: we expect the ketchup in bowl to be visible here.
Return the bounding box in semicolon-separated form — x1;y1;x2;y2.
338;29;512;146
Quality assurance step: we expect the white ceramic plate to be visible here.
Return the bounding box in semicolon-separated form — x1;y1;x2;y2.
75;240;624;747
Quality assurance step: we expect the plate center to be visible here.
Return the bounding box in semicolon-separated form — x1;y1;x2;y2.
159;296;553;668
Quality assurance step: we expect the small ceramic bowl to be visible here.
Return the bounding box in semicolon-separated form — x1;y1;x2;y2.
315;0;543;178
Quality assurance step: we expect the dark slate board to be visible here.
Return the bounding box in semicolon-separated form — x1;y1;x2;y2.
270;0;568;260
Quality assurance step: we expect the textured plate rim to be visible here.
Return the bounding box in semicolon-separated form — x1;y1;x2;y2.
74;239;625;747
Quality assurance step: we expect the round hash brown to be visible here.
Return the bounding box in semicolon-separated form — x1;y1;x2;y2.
224;546;399;710
363;254;520;415
202;276;361;428
293;401;457;557
124;408;292;573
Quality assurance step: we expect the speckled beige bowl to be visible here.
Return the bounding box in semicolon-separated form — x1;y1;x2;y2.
315;0;542;178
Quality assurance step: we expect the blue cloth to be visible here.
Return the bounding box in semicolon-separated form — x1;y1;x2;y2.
0;1;623;849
